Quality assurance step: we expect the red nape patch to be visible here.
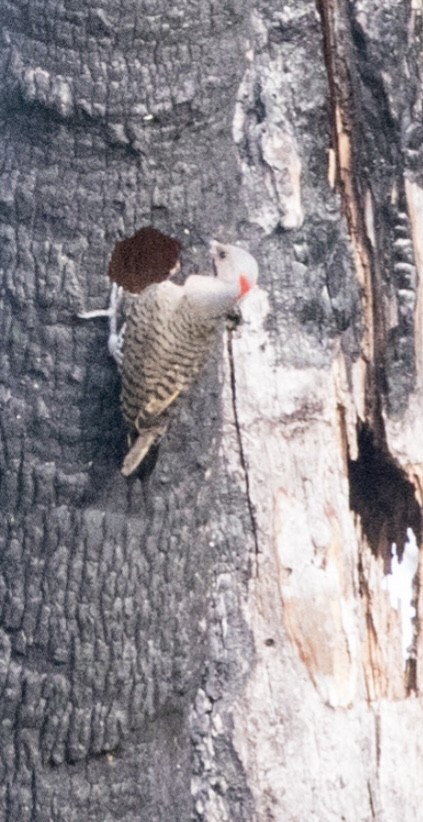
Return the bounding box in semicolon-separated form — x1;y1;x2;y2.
239;274;251;297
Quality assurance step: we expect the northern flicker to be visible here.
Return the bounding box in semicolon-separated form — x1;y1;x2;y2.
120;240;259;475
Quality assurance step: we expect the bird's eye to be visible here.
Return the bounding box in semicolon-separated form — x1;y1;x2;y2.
218;250;226;259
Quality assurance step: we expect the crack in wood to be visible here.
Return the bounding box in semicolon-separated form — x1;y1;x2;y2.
316;0;381;424
318;0;423;698
226;331;260;566
367;779;377;820
318;1;422;532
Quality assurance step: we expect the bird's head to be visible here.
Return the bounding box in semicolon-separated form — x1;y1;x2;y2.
210;240;259;301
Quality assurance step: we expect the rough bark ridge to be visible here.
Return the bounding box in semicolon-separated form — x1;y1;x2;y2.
0;0;422;819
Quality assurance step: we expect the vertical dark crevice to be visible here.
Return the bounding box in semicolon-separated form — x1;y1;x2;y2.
317;0;422;534
348;421;421;568
348;422;421;694
316;0;417;418
316;0;384;430
226;331;260;566
317;0;422;694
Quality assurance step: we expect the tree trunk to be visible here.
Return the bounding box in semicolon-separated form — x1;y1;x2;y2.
1;0;422;819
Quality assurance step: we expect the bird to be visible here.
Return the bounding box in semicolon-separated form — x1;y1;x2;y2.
120;239;259;475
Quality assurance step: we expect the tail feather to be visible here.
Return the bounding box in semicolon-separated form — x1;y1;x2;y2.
121;425;166;476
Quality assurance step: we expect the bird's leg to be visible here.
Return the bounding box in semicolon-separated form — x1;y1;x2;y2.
106;282;122;335
77;282;122;321
78;283;126;369
106;284;126;368
77;307;113;319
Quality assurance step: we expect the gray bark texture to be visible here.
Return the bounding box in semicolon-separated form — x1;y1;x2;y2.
1;0;423;820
